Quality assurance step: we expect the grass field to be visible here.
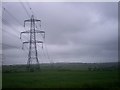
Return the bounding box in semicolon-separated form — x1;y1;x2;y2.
2;63;120;88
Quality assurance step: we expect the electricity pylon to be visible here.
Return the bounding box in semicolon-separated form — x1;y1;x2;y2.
20;15;45;71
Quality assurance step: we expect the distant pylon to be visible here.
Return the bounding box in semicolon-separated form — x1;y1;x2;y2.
20;15;45;71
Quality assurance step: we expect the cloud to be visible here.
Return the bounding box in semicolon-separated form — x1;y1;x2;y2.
2;2;118;64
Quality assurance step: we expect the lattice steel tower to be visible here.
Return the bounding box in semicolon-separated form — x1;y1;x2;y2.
20;15;45;70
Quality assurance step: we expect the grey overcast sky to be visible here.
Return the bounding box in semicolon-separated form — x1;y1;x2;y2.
2;2;118;65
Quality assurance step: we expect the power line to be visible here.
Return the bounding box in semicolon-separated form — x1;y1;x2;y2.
37;43;53;64
3;7;22;26
35;26;51;63
2;8;21;34
19;0;31;18
26;1;34;16
3;8;28;39
3;17;30;60
2;18;20;36
2;28;18;39
35;20;53;64
3;2;54;66
25;0;39;20
2;8;19;38
2;7;33;55
44;43;53;64
37;44;46;61
2;8;30;42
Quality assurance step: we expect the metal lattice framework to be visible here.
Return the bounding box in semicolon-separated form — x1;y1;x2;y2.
20;15;45;70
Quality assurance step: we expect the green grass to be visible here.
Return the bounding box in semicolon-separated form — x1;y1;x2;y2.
3;70;119;88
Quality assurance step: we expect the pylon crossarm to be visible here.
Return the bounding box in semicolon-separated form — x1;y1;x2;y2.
21;30;45;33
35;30;45;39
34;19;41;22
24;19;31;27
23;41;30;44
29;30;45;33
20;30;45;39
23;41;43;44
24;19;41;27
22;41;29;49
24;19;31;22
36;30;45;33
22;41;43;49
20;31;29;39
36;41;43;43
